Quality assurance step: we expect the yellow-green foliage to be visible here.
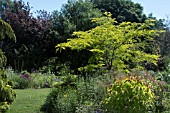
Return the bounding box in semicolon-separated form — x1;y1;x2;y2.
0;19;16;41
0;19;15;68
56;13;163;72
0;70;16;113
102;76;154;113
0;19;16;112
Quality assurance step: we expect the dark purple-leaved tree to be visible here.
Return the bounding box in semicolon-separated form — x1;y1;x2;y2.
1;0;55;71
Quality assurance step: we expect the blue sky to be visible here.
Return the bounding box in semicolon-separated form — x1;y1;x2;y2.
22;0;170;19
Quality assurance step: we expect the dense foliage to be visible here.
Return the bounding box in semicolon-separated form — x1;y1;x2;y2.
0;0;13;17
91;0;147;22
1;0;54;71
41;75;106;113
56;13;162;72
41;87;78;113
42;70;170;113
51;0;102;39
102;76;154;113
0;0;170;112
0;19;16;113
0;0;168;73
0;70;16;113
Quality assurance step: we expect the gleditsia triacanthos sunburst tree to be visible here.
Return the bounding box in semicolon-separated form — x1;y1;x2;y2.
56;12;163;73
0;19;16;113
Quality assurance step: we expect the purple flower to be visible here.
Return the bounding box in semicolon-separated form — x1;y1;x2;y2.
20;73;31;79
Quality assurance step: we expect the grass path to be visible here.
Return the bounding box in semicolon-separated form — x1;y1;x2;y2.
7;88;51;113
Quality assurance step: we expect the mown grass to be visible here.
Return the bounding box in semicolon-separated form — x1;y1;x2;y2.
7;88;51;113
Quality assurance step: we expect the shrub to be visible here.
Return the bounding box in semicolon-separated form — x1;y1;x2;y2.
41;75;78;113
0;69;16;113
164;84;170;112
75;78;106;113
160;84;170;113
41;75;106;113
102;76;155;113
138;71;170;112
41;87;78;113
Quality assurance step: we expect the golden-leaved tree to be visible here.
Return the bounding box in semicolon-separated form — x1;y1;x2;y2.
56;13;163;73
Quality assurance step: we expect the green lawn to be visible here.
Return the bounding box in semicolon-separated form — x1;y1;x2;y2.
7;88;51;113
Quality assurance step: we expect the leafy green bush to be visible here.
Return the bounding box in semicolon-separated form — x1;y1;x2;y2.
76;77;107;113
155;64;170;84
0;69;16;113
164;84;170;112
152;81;170;112
41;75;78;113
41;75;106;113
137;70;170;112
160;84;170;113
102;76;155;113
41;87;78;113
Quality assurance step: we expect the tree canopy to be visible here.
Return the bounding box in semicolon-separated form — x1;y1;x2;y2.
1;0;54;71
56;13;162;72
91;0;147;22
0;0;168;73
51;0;102;40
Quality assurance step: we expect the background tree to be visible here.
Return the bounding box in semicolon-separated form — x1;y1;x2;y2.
91;0;147;22
155;18;170;70
1;0;54;71
0;19;16;113
142;14;170;71
147;13;166;30
0;0;13;17
51;0;102;40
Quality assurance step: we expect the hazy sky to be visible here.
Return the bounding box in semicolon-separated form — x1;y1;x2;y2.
22;0;170;19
